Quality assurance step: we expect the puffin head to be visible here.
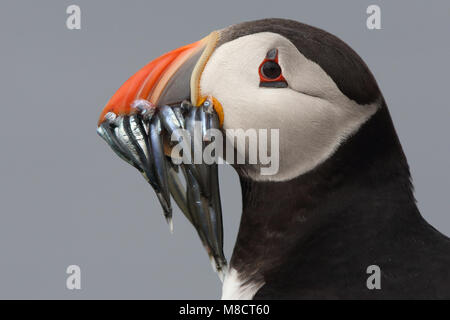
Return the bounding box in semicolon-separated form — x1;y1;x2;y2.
97;18;386;281
200;19;382;181
99;18;382;181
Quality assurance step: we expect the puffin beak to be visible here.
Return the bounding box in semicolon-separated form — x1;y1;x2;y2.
96;31;228;279
97;31;221;124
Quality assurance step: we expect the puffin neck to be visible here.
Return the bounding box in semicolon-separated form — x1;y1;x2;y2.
229;101;420;283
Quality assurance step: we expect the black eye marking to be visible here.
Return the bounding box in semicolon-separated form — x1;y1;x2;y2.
266;48;278;60
258;48;288;88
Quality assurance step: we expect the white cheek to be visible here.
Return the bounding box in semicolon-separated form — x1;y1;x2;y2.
200;32;379;181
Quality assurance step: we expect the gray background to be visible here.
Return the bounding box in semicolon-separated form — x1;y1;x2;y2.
0;0;449;299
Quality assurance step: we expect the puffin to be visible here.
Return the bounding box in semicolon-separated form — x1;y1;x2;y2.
97;18;450;299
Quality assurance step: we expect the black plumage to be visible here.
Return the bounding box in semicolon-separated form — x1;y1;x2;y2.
223;19;450;299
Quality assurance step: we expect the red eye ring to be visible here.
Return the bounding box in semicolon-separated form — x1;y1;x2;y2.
258;49;287;87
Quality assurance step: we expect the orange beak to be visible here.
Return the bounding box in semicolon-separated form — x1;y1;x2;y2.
98;31;222;126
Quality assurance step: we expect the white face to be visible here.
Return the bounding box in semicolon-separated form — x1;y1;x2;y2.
200;32;380;181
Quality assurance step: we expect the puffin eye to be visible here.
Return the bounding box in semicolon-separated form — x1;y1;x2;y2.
261;61;282;79
259;48;288;88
